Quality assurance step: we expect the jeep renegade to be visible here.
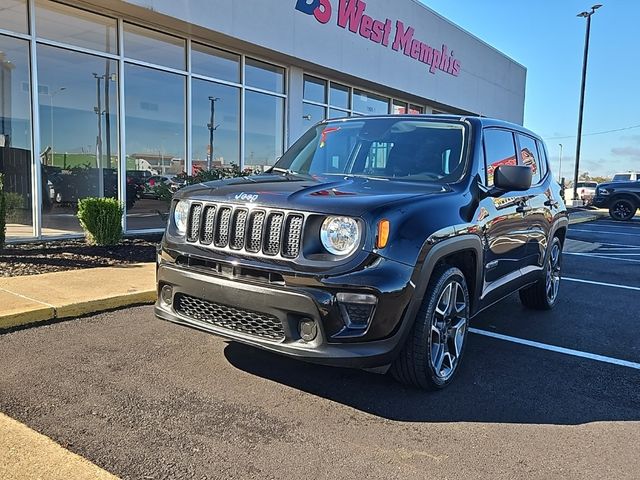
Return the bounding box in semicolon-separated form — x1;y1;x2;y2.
155;115;568;390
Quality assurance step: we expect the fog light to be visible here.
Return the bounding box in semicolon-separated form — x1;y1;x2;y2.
337;293;377;330
299;318;318;342
160;284;173;305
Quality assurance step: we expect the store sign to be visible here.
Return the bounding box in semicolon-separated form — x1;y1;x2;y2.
295;0;461;77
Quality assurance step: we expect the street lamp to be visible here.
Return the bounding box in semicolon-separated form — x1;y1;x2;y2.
207;96;220;171
46;87;66;166
572;4;602;203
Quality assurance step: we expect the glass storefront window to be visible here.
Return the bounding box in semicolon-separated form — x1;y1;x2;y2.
329;83;349;109
353;90;389;115
245;58;284;93
245;90;283;170
37;44;118;236
303;103;325;127
124;64;185;230
0;35;33;238
392;100;408;114
124;23;185;70
35;1;117;54
191;42;240;83
303;75;326;103
409;104;424;114
191;79;240;173
328;108;348;119
0;0;28;34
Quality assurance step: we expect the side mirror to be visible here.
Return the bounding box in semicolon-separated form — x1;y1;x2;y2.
493;165;532;193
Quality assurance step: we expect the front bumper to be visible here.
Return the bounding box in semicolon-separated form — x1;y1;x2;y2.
592;195;608;208
155;257;416;368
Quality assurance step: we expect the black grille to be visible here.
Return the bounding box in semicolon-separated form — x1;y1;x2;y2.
186;203;304;258
187;204;202;242
174;294;285;341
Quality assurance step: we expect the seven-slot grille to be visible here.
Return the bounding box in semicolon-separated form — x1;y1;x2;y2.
186;202;304;258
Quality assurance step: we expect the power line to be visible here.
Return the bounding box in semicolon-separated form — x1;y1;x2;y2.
543;123;640;140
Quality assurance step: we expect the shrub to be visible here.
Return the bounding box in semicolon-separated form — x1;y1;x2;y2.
4;192;25;223
0;173;5;249
77;197;123;246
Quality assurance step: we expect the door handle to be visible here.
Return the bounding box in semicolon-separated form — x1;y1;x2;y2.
516;205;532;214
544;199;559;208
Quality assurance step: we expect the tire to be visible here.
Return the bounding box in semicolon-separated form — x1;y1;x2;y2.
390;266;470;390
609;198;637;221
519;237;562;310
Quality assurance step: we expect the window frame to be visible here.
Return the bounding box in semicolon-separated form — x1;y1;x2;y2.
515;132;544;186
482;127;518;188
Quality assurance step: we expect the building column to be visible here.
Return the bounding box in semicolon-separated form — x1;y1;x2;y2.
287;66;304;147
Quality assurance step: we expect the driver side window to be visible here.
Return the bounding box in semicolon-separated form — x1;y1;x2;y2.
483;128;517;187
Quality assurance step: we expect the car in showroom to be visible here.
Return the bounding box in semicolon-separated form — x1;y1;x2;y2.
593;179;640;220
155;115;568;390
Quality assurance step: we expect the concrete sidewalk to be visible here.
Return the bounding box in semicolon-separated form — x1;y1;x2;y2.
0;413;118;480
0;263;155;330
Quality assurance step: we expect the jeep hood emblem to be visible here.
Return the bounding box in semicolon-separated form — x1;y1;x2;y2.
234;192;259;203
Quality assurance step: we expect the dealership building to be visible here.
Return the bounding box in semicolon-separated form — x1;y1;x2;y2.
0;0;526;239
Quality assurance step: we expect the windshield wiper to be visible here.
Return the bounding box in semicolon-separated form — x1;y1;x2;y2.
266;167;315;180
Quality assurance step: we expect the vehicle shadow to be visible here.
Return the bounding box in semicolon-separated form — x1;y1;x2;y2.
223;334;640;425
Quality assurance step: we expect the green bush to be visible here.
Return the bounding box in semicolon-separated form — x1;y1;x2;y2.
77;197;123;246
0;173;6;249
4;192;25;223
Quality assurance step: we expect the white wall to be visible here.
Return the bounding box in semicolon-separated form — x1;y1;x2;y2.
117;0;526;124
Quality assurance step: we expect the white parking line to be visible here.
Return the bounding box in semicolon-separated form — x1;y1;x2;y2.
565;252;640;263
569;228;640;236
563;277;640;291
469;328;640;370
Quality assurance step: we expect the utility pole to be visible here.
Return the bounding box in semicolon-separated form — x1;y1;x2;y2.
573;4;602;202
207;96;220;171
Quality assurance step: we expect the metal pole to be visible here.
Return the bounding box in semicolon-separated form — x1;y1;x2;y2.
208;96;219;171
558;143;563;180
573;11;593;202
94;73;104;197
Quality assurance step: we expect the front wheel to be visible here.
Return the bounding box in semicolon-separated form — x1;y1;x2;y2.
391;266;470;390
519;237;562;310
609;198;637;221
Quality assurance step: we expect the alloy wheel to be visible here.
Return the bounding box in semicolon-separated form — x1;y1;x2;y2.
429;281;468;381
612;200;633;221
546;242;561;303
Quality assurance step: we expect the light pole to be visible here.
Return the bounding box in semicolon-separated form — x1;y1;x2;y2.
207;96;220;171
46;87;66;166
558;143;563;180
573;4;602;202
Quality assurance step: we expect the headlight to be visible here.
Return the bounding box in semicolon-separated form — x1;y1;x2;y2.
173;200;190;235
599;188;611;196
320;216;360;256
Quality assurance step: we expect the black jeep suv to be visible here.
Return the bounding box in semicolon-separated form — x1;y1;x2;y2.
155;115;568;390
593;180;640;221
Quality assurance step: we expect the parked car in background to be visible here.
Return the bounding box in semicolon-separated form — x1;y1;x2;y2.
155;115;568;390
593;180;640;221
611;172;640;182
563;181;597;204
142;175;186;199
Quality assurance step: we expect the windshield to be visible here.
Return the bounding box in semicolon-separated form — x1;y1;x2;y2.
274;118;467;183
613;174;632;181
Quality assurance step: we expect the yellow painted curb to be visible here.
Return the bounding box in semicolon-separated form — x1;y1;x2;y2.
56;290;157;319
0;413;119;480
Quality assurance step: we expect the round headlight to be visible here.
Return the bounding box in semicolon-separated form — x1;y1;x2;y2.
320;216;360;256
173;200;190;235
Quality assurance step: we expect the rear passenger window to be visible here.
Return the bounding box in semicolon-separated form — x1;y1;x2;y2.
483;129;517;187
517;134;541;184
536;139;548;179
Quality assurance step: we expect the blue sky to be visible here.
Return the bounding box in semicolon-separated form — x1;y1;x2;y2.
423;0;640;179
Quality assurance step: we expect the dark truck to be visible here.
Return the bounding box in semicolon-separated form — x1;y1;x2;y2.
593;180;640;221
155;115;568;390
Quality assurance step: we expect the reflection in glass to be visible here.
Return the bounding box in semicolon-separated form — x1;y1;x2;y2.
409;104;423;114
35;0;117;54
328;108;349;119
0;0;28;34
392;100;408;114
353;90;389;115
37;44;118;236
0;35;33;238
124;23;185;70
191;43;240;83
245;91;284;170
245;58;284;93
329;83;349;109
125;63;185;230
303;75;326;103
518;134;541;184
303;103;325;127
192;79;240;172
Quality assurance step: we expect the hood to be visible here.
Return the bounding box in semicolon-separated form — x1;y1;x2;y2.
174;174;447;216
598;180;638;189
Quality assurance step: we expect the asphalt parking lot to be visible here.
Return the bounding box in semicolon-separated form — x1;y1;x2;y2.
1;217;639;479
